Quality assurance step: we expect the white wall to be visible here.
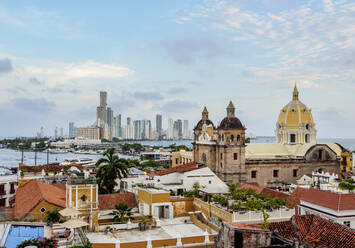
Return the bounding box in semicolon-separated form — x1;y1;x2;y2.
300;200;355;229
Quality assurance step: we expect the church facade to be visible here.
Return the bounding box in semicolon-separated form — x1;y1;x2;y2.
193;86;342;188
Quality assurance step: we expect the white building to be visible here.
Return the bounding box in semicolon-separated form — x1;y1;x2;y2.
298;187;355;229
76;126;100;140
168;118;173;139
0;174;17;207
118;162;229;195
51;138;101;148
122;125;134;140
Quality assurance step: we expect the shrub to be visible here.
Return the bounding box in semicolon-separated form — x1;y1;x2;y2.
17;237;58;248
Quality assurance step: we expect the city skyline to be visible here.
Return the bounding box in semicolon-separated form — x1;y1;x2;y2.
0;1;354;138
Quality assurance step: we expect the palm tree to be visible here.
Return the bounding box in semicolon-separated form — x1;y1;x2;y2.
109;203;133;223
96;147;129;194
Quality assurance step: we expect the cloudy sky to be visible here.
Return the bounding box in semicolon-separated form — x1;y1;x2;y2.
0;0;354;138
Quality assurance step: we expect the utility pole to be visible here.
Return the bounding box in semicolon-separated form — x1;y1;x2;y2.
35;149;37;166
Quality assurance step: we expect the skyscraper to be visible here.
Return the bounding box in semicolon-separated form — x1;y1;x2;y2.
177;119;183;139
54;127;58;138
127;117;132;126
60;127;64;138
183;120;189;139
113;115;122;138
118;114;122;137
156;114;162;140
96;91;107;127
168;118;173;139
69;122;76;138
107;107;113;140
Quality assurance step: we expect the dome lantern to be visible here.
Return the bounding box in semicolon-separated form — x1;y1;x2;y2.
293;84;299;101
202;106;209;120
226;101;235;117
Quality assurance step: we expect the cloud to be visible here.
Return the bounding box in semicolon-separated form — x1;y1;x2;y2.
160;100;199;113
28;77;43;85
167;87;188;95
22;60;134;84
0;58;13;73
11;97;56;112
160;35;235;64
133;91;164;101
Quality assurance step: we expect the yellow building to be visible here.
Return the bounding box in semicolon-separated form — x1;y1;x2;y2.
276;85;317;144
13;180;66;221
137;188;173;219
340;151;353;172
172;150;193;167
66;177;99;231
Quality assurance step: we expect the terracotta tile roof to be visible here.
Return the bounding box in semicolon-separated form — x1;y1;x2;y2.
148;162;205;177
288;187;308;208
98;193;136;210
14;180;66;219
300;188;355;211
269;215;355;248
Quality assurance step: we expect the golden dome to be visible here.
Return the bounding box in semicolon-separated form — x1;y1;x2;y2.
277;85;314;127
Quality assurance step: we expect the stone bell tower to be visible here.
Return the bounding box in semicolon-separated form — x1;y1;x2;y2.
215;101;247;185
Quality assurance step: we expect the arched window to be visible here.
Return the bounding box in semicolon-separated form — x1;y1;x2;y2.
237;135;241;144
305;134;310;143
306;124;309;130
230;135;234;143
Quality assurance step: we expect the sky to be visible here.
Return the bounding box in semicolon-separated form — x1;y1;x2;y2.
0;0;354;138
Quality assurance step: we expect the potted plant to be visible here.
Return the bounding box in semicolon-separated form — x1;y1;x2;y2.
139;217;148;231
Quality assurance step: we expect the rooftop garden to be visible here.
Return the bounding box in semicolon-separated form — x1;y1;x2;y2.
211;184;289;213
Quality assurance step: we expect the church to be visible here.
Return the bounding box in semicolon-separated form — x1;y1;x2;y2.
193;86;343;188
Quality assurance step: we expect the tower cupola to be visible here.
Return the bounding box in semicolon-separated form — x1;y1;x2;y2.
226;101;235;117
202;106;209;120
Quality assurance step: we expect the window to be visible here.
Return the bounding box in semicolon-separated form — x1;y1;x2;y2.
0;185;5;195
273;170;279;178
305;134;310;143
237;135;240;143
251;171;257;179
293;169;298;177
292;109;295;113
10;183;15;194
344;221;350;227
220;162;223;168
318;149;323;160
40;207;46;213
0;199;5;207
290;134;296;143
202;153;207;164
230;135;234;142
234;153;238;160
220;153;223;159
209;181;211;184
175;158;179;164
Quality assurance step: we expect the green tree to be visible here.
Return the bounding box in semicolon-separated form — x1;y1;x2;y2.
109;203;133;223
96;148;129;194
44;208;61;224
